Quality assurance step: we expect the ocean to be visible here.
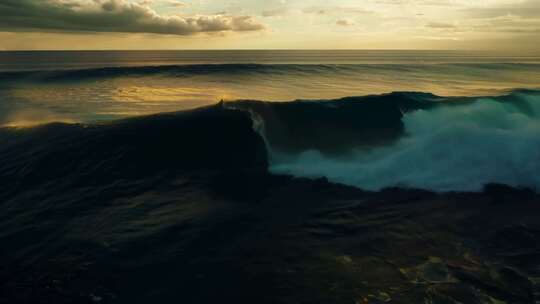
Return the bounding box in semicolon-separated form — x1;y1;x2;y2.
2;51;540;303
1;50;540;124
1;50;539;191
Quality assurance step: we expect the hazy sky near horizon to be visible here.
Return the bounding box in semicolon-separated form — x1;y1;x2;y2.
0;0;539;50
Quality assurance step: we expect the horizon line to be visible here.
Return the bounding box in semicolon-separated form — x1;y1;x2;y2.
0;49;527;52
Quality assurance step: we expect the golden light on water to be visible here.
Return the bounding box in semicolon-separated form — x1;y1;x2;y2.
110;86;234;105
1;111;77;128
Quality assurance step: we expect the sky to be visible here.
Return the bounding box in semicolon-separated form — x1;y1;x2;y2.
0;0;539;50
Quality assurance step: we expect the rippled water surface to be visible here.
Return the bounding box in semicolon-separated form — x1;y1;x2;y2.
1;50;539;126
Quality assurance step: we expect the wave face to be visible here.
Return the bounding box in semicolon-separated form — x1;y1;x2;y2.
0;105;268;199
233;90;540;192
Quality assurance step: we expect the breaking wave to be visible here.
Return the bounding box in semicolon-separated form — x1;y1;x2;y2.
233;89;540;192
1;89;539;193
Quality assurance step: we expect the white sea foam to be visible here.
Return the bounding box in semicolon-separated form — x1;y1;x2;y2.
270;92;540;192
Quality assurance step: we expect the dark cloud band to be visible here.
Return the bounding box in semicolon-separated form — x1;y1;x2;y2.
0;0;265;35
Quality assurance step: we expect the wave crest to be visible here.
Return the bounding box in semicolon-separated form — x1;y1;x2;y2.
263;90;540;191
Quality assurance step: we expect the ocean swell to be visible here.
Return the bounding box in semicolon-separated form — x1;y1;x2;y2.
0;64;351;84
1;89;539;194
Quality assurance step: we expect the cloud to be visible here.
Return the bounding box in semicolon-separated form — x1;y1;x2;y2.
303;6;372;15
426;22;456;29
471;15;540;34
262;7;289;17
138;0;153;6
336;19;355;26
168;1;187;8
465;0;540;19
422;14;540;37
369;0;457;6
0;0;265;35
